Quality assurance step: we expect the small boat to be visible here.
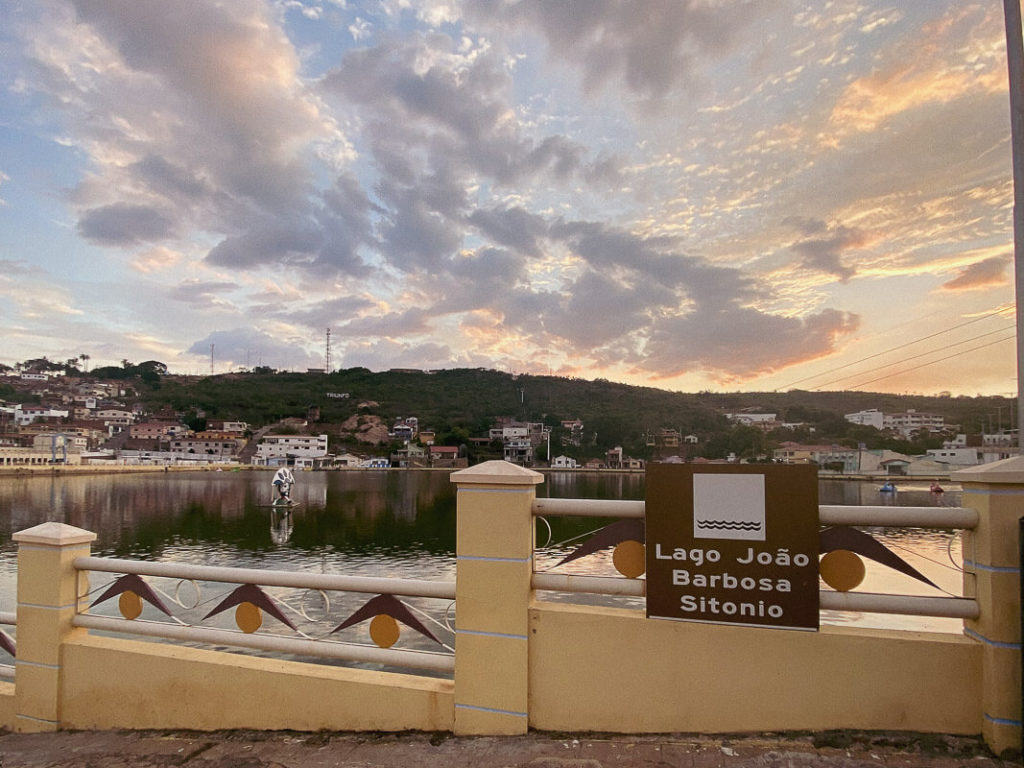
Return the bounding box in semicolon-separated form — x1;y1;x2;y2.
879;482;897;493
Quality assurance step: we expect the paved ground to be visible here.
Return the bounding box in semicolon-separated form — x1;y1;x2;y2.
0;729;1018;768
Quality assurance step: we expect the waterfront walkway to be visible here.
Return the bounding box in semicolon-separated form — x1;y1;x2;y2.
0;729;1017;767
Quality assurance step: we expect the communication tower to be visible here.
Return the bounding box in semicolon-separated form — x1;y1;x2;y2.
325;328;332;372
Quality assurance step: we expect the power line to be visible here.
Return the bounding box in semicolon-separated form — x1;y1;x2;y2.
809;324;1016;391
842;333;1016;391
776;307;1015;391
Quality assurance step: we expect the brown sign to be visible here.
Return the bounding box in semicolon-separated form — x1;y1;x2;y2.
645;464;819;631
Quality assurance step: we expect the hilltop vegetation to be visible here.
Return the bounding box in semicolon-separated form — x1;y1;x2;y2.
128;366;1013;462
8;355;1012;461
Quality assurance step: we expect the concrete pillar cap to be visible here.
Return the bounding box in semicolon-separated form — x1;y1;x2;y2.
13;522;97;546
952;454;1024;484
450;460;544;485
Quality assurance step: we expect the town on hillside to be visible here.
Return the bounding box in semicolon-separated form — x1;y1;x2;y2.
0;358;1018;477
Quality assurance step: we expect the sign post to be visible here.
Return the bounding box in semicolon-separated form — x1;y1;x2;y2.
645;464;819;631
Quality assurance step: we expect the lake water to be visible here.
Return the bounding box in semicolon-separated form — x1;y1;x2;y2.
0;470;968;649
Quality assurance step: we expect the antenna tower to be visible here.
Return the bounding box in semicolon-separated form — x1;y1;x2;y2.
325;328;332;372
210;344;214;376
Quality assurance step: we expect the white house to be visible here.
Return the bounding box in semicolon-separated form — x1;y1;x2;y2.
883;410;945;438
255;434;329;466
551;455;578;469
845;409;884;430
14;405;69;426
926;447;981;468
724;413;777;428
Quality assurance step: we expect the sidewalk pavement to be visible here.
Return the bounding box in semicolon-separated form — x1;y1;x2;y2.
0;729;1018;768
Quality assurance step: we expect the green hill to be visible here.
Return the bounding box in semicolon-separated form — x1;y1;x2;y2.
136;367;1014;461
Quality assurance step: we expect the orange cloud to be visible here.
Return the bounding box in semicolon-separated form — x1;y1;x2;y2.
941;255;1010;291
826;6;1005;141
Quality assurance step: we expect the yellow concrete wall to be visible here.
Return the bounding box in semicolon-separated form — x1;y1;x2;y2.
0;682;15;728
527;601;982;735
59;635;454;732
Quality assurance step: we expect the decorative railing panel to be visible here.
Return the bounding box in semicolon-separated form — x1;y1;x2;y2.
0;610;14;682
73;557;456;675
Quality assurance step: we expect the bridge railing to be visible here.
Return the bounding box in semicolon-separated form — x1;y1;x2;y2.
71;556;456;674
531;498;979;620
0;611;14;681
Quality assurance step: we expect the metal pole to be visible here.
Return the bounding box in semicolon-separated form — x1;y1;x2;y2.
1020;516;1024;755
1004;0;1024;447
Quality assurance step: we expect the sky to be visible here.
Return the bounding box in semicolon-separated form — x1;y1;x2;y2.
0;0;1019;396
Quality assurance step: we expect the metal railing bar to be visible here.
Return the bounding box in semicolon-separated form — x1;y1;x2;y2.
533;498;645;518
0;665;13;682
531;574;979;619
532;573;646;596
74;557;456;600
72;614;455;674
532;498;978;530
819;591;979;619
0;612;15;626
818;506;978;528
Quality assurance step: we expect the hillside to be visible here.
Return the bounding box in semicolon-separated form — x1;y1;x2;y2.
137;367;1014;461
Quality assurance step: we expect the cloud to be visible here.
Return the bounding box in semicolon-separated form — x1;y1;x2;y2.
321;33;622;275
643;307;861;380
467;206;548;258
166;279;240;310
941;255;1010;291
187;327;322;370
27;0;346;269
0;259;44;277
339;339;460;371
276;295;378;329
206;222;325;269
11;0;1002;392
77;203;176;246
465;0;770;100
825;5;1005;141
786;220;867;282
131;246;183;273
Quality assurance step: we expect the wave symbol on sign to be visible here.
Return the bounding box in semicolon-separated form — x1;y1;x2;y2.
696;519;763;532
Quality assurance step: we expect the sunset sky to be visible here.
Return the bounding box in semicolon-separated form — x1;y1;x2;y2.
0;1;1019;395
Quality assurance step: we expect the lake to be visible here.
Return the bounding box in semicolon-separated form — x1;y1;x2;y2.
0;470;967;640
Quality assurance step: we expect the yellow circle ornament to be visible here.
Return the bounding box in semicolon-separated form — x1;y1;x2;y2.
118;590;143;620
820;549;866;592
369;614;400;648
612;540;646;579
235;602;263;633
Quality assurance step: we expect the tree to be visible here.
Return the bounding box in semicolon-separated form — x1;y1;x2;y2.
20;357;63;373
138;360;168;387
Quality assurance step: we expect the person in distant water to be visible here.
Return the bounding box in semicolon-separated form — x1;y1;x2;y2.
272;466;296;506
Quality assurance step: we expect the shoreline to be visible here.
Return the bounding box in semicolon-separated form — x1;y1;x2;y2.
0;463;954;484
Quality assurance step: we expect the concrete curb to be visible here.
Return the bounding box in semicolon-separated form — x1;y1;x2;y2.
0;730;1017;768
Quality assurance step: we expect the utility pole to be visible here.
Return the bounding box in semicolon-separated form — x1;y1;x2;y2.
1004;0;1024;446
325;328;332;373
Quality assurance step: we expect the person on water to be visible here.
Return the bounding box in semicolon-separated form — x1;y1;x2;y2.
272;466;296;506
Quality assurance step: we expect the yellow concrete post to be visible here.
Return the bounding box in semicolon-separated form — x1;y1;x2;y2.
953;457;1024;757
12;522;96;732
450;460;543;735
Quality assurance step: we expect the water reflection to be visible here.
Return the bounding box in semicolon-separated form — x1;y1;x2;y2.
0;471;458;561
819;478;962;508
